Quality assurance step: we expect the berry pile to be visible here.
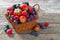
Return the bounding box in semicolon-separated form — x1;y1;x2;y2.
7;2;37;24
4;25;12;35
30;22;49;36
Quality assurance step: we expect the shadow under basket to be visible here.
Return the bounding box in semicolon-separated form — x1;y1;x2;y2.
4;14;38;33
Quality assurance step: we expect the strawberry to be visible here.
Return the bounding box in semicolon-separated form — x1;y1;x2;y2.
33;24;40;32
6;29;12;35
19;16;27;23
9;10;14;15
43;22;49;27
30;15;34;20
14;16;19;20
20;4;28;11
17;12;22;16
14;8;22;16
22;11;27;16
28;6;33;13
7;6;12;11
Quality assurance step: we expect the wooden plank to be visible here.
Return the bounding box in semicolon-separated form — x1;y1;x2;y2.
18;34;60;40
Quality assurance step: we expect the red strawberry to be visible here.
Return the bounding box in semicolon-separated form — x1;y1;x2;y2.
30;15;34;20
10;10;14;15
43;22;49;27
6;29;12;35
14;8;22;15
20;4;28;11
14;16;19;20
22;11;27;16
17;13;22;16
28;6;33;13
33;24;40;32
14;12;22;17
19;16;27;23
7;6;12;11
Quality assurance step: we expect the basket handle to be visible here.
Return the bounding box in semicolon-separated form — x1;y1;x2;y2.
33;4;40;12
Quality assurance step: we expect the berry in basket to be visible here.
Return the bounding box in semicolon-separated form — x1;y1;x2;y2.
27;17;31;22
12;4;20;10
20;4;28;11
28;6;33;13
10;15;14;18
19;16;27;23
14;20;19;24
14;16;19;20
6;3;37;24
7;6;12;11
9;10;14;15
22;11;28;16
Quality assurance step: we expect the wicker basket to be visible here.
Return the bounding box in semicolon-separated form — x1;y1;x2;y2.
4;4;40;32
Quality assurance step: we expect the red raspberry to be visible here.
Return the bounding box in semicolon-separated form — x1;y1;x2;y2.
10;10;14;15
43;22;49;27
6;29;12;35
14;16;19;20
22;11;27;16
28;6;33;13
7;6;12;11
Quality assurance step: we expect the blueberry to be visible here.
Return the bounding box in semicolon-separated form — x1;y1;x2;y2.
12;4;16;10
30;30;35;35
6;25;10;29
12;4;20;10
32;7;35;11
32;11;35;15
10;15;14;18
34;32;38;36
23;2;29;6
14;20;19;24
30;30;38;36
26;14;30;18
4;28;8;32
16;4;20;8
29;13;32;15
37;22;45;29
8;15;14;19
27;18;31;22
33;15;37;19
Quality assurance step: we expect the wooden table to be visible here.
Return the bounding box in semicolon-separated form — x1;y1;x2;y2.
0;10;60;40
